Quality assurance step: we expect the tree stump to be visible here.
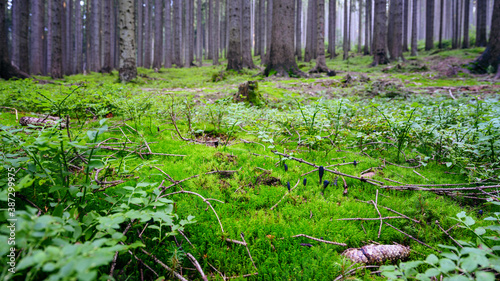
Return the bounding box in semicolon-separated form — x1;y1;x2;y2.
234;81;263;106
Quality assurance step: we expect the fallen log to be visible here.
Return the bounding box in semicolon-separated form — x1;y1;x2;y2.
342;244;410;264
19;116;66;128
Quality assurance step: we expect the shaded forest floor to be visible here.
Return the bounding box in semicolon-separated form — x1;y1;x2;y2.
0;48;499;280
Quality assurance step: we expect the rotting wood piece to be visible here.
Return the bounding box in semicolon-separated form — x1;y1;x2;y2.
19;116;67;128
342;244;410;264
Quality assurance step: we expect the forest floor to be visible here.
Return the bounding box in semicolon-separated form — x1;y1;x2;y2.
1;48;499;280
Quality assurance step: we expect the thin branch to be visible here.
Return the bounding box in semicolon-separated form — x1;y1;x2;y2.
435;220;463;248
381;184;500;192
186;253;208;281
384;222;440;252
292;234;347;247
333;265;380;281
163;170;239;190
241;233;257;271
270;179;301;210
140;248;189;281
336;216;405;221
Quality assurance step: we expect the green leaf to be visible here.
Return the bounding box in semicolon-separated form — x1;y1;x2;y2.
424;268;440;277
475;271;495;281
456;211;466;218
426;254;439;265
474;227;486;236
439;258;456;273
464;216;475;226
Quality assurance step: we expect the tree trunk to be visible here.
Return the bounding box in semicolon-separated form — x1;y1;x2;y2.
184;0;192;67
343;0;349;60
173;0;182;66
462;0;470;48
471;0;500;75
425;0;434;50
259;0;266;61
164;0;172;68
213;0;220;65
296;0;303;60
388;0;404;61
118;0;137;82
476;0;487;46
64;0;72;75
372;0;389;65
0;0;29;79
197;0;202;65
304;0;313;62
264;0;304;77
364;0;371;54
152;0;163;69
328;0;336;58
438;0;443;48
357;0;362;53
144;0;152;68
264;0;273;64
227;0;242;70
242;0;255;68
402;0;409;51
30;0;44;75
137;0;143;67
310;0;329;73
102;0;112;73
51;0;63;78
90;0;100;72
75;0;82;73
12;0;29;73
411;0;418;55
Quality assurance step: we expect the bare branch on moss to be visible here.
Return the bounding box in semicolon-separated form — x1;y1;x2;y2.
292;234;347;247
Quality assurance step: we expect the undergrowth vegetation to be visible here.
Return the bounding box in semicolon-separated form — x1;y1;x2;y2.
1;50;499;280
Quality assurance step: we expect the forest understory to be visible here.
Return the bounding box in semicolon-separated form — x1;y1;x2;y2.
1;49;500;280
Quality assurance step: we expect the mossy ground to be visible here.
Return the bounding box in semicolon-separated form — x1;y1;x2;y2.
1;48;499;280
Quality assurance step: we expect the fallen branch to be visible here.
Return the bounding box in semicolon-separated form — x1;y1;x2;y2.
270;179;301;210
435;220;463;248
292;234;347;247
336;216;405;221
140;248;188;281
186;253;208;281
163;170;239;190
241;233;257;271
384;222;440;252
381;184;500;192
333;265;380;281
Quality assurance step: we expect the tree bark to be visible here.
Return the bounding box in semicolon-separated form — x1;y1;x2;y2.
242;0;255;68
403;0;409;51
144;0;152;68
197;0;202;65
357;0;362;53
304;0;314;62
0;0;29;79
173;0;182;66
75;0;82;73
372;0;389;65
425;0;434;50
264;0;304;77
388;0;404;61
152;0;163;69
213;0;220;65
30;0;44;75
462;0;470;48
184;0;192;67
119;0;137;82
411;0;418;55
51;0;63;78
164;0;172;68
90;0;100;72
310;0;329;73
12;0;29;73
227;0;242;71
471;0;500;75
296;0;303;60
102;0;113;73
476;0;487;47
328;0;336;58
343;0;349;60
364;0;371;54
259;0;266;61
438;0;443;48
264;0;273;64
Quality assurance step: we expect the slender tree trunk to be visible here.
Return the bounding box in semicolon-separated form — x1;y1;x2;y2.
102;0;112;73
296;0;303;60
241;0;255;68
75;0;82;73
462;0;470;48
90;0;100;72
425;0;434;50
152;0;162;68
173;0;182;66
388;0;404;61
328;0;336;58
52;0;63;78
304;0;313;62
213;0;220;65
264;0;273;64
476;0;487;46
31;0;44;74
364;0;371;54
343;0;349;60
264;0;304;76
411;0;417;55
372;0;389;65
208;0;213;59
0;0;29;79
184;0;191;67
197;0;202;65
164;0;172;67
119;0;137;81
137;0;143;67
311;0;329;72
402;0;409;51
259;0;266;61
12;0;29;73
227;0;242;70
64;0;72;75
357;0;362;53
438;0;443;48
143;0;152;68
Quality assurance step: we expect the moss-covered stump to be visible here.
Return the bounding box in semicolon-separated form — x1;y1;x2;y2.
234;80;264;106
